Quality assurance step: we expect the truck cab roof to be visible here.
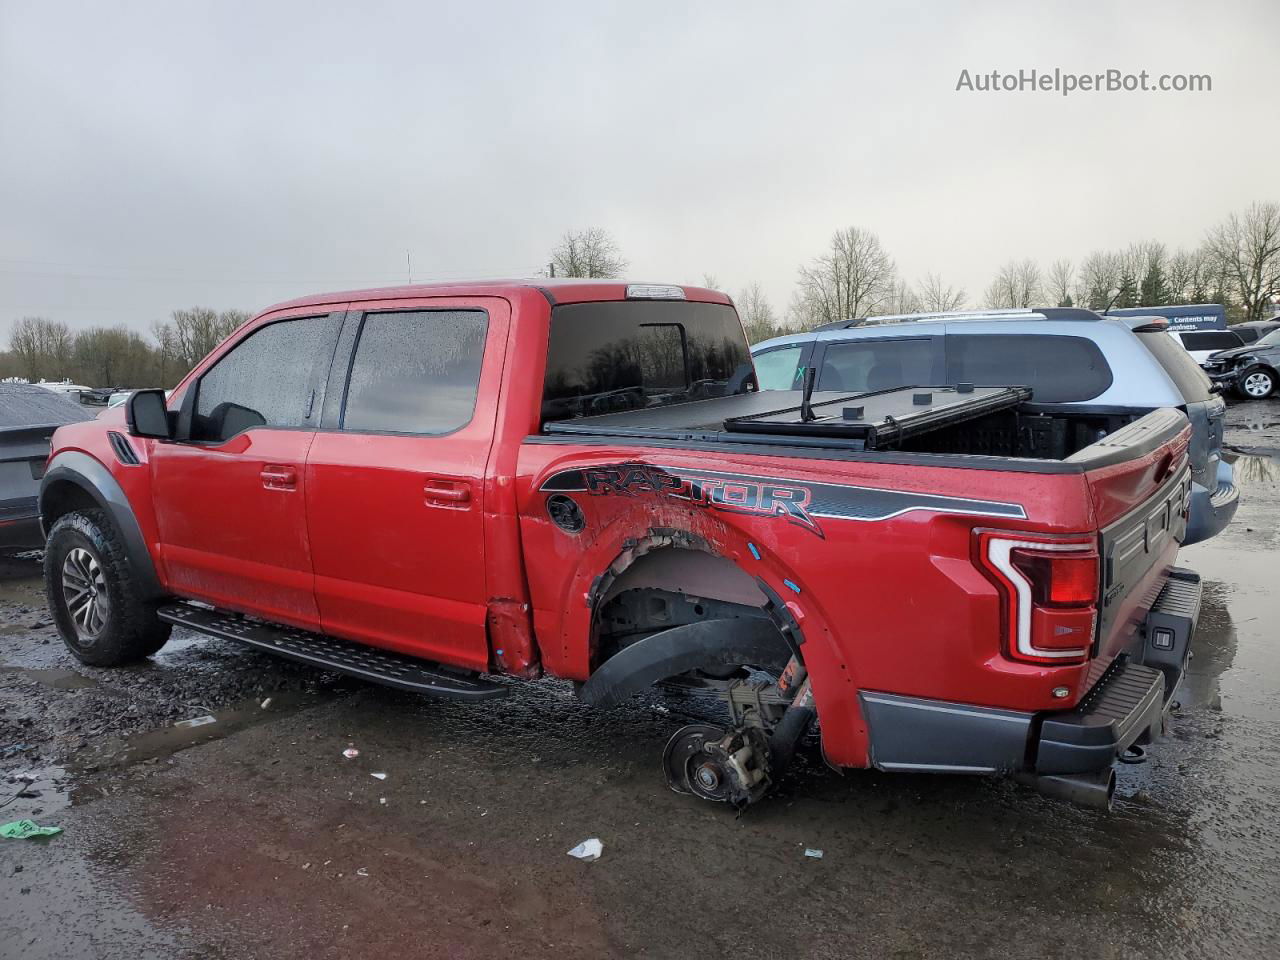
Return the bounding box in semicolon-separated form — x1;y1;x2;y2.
264;279;732;314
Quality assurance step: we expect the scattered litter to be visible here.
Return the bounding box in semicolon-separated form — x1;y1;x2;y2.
1;819;62;840
379;798;387;805
342;748;360;759
370;772;387;781
260;698;273;709
803;848;824;859
302;863;311;870
480;810;488;817
567;838;603;861
355;867;369;877
174;715;216;729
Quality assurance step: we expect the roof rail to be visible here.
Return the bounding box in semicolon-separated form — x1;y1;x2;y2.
816;307;1104;331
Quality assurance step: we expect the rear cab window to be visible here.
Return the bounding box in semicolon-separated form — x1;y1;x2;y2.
541;300;755;421
945;334;1112;403
1136;332;1214;402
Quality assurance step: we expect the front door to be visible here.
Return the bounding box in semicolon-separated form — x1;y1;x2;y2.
304;297;508;672
150;310;344;629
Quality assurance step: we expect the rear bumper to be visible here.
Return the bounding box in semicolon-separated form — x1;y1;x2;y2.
860;567;1203;776
1184;459;1239;546
0;496;43;550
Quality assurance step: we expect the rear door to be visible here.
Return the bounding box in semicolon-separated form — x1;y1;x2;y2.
304;297;509;671
151;309;344;628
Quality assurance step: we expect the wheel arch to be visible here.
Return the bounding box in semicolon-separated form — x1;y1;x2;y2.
575;527;867;767
40;451;165;599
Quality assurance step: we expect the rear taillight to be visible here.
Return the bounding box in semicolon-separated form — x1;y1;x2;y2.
1010;549;1098;607
976;531;1100;664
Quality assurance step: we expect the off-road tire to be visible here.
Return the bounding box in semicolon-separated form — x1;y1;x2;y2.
44;509;171;666
1237;365;1276;400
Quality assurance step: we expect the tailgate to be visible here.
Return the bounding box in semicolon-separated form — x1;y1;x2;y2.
1069;408;1193;660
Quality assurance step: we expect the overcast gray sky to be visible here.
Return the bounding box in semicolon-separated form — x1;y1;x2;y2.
1;0;1276;337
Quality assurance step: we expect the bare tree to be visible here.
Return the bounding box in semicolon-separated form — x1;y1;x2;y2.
7;316;73;381
736;283;781;344
1166;248;1206;304
1077;251;1122;310
1047;260;1074;307
881;279;920;315
166;308;247;369
796;227;896;328
1205;202;1280;322
917;273;966;312
150;318;180;387
984;259;1043;308
72;326;156;387
549;228;628;279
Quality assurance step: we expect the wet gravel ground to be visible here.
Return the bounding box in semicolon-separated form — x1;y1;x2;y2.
1;402;1278;959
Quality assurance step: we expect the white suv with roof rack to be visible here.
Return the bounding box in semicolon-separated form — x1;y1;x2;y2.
751;307;1238;545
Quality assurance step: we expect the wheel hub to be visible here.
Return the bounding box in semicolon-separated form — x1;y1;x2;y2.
62;547;109;641
1244;372;1272;397
661;723;771;805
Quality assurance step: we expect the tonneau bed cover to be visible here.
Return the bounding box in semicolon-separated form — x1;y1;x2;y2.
543;384;1031;450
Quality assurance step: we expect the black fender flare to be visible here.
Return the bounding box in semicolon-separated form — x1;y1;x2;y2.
579;617;791;708
40;450;165;599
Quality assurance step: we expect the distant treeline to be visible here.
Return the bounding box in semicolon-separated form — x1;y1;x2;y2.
0;308;247;388
4;201;1277;383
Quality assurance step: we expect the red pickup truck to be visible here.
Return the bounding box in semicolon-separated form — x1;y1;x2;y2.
38;281;1202;809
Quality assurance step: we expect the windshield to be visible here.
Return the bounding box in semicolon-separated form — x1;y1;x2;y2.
542;300;754;422
1255;329;1280;348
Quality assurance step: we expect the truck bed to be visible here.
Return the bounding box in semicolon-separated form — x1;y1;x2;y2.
541;385;1171;467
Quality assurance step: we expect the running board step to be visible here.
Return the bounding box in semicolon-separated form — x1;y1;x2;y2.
157;603;508;700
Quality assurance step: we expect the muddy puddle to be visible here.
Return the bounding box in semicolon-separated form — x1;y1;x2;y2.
69;687;332;773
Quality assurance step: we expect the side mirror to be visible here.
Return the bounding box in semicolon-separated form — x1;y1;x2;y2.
126;389;173;440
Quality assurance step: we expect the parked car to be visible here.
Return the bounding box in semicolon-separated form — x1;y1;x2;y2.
0;383;92;550
1228;320;1280;345
1167;328;1245;364
39;281;1202;810
753;307;1237;545
1201;327;1280;399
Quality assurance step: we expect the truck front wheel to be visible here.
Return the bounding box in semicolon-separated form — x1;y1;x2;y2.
44;509;171;666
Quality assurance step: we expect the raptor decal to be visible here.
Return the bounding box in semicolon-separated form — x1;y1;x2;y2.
540;463;1026;538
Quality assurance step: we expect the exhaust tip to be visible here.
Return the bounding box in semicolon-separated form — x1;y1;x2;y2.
1014;768;1116;811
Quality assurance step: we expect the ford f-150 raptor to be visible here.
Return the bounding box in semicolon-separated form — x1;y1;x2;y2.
38;280;1202;809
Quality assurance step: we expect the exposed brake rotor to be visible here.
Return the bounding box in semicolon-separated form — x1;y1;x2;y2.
661;723;771;806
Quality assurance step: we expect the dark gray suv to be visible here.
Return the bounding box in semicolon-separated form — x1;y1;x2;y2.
1202;327;1280;399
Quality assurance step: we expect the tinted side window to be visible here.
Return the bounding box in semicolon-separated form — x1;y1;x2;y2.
1236;328;1259;344
342;310;487;434
1180;332;1242;351
1136;332;1212;402
945;334;1112;403
194;317;333;442
753;345;804;391
818;339;933;392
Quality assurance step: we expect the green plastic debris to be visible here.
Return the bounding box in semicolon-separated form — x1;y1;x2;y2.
1;819;63;839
